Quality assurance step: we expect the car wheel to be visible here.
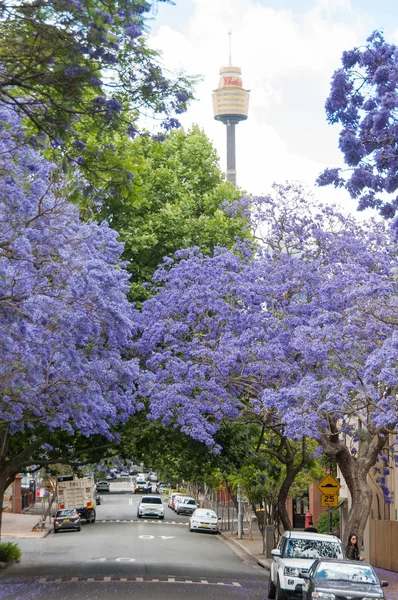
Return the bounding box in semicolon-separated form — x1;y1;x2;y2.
159;516;164;520
268;575;276;599
275;578;285;600
77;526;81;532
53;529;58;534
137;514;141;519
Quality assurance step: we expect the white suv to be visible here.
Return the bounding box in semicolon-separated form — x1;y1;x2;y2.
268;530;344;600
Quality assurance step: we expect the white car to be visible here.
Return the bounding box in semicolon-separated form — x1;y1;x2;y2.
137;495;165;520
189;508;219;533
175;497;198;515
268;530;344;600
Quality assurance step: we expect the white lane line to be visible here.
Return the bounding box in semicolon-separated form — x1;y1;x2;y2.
37;578;242;587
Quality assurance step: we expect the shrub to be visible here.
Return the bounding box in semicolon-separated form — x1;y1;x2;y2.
316;509;340;535
0;541;21;563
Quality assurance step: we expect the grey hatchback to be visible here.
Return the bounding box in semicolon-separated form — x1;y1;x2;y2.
301;559;388;600
53;508;81;533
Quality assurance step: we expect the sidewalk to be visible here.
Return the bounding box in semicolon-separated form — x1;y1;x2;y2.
1;511;51;539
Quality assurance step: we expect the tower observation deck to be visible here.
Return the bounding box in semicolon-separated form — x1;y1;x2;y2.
212;37;249;186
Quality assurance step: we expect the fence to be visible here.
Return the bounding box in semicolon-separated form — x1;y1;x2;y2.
369;519;398;571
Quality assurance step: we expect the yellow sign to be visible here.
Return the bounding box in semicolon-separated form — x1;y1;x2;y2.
317;474;341;495
321;494;339;507
45;482;52;492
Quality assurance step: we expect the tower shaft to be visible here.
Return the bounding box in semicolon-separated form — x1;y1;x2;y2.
226;120;236;186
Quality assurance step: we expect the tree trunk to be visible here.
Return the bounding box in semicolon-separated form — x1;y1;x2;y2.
0;474;11;545
321;427;387;550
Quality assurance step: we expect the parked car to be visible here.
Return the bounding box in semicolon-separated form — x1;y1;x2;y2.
96;481;110;492
301;559;388;600
172;494;187;511
268;531;344;600
189;508;219;533
137;495;165;520
148;472;158;482
53;508;81;533
168;492;178;508
176;497;198;515
156;482;171;494
105;471;116;480
135;473;147;483
129;467;139;476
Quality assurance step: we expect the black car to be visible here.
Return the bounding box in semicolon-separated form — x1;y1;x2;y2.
301;558;388;600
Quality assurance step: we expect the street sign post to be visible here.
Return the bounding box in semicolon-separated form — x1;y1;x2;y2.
317;475;341;495
318;475;341;534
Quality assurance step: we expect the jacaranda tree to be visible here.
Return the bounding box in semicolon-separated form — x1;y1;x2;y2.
0;105;138;536
0;0;193;146
317;31;398;219
135;183;398;542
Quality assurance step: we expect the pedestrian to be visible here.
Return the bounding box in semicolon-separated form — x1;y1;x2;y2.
304;520;318;532
346;533;365;561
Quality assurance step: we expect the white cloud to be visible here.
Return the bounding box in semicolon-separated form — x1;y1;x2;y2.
149;0;373;211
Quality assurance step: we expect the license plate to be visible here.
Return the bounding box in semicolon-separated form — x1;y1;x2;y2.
202;524;209;528
64;519;70;522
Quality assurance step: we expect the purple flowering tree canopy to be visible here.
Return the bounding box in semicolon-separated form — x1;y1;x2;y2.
135;183;398;539
317;31;398;218
0;105;139;520
0;0;193;145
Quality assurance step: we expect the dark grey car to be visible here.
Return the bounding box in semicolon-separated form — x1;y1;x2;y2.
53;508;81;533
301;559;388;600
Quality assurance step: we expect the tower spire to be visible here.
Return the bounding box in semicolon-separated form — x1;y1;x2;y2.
228;30;232;66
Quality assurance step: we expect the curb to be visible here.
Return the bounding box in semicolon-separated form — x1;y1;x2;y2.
219;531;271;571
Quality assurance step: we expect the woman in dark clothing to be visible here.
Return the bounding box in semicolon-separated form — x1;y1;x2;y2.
346;533;365;561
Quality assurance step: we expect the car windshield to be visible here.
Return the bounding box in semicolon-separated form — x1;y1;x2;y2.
285;539;343;559
315;563;377;584
141;497;162;504
185;499;196;505
56;509;76;517
194;509;217;518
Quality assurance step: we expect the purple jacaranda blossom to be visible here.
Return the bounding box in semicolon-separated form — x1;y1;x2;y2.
0;105;139;440
318;31;398;218
134;182;398;538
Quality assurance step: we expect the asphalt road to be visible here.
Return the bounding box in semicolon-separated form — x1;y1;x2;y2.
0;481;268;599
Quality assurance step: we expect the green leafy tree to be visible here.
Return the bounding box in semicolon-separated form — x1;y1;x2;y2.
90;125;251;301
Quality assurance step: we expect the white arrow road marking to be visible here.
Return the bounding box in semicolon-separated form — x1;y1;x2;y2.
115;557;136;562
159;536;175;540
139;534;154;539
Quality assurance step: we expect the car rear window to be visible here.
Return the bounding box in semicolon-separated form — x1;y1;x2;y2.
56;509;77;517
186;499;196;505
141;497;162;504
284;539;343;559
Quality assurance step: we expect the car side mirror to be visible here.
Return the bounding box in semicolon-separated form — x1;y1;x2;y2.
381;581;389;588
271;549;281;557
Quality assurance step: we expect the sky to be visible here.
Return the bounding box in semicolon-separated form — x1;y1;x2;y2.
147;0;398;215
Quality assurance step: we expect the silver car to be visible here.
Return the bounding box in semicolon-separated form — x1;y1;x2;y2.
176;497;198;515
137;495;165;519
189;508;219;533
